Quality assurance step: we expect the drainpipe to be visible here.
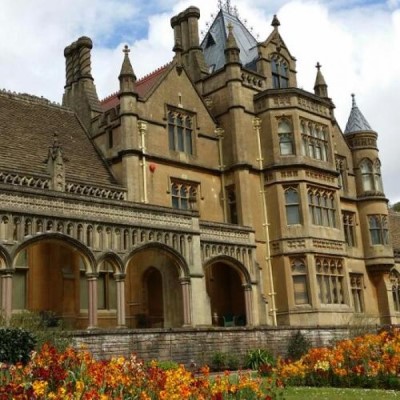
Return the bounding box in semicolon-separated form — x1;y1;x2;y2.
215;127;228;222
253;117;277;326
138;121;148;203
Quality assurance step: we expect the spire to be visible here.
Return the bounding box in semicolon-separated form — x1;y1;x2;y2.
271;14;280;30
344;94;373;134
314;62;328;98
224;23;241;64
119;45;136;81
119;45;137;94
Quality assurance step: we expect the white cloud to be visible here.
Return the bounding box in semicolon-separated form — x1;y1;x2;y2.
0;0;399;202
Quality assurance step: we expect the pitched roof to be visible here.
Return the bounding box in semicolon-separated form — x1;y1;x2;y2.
344;94;373;134
101;63;170;111
200;8;258;72
0;91;119;188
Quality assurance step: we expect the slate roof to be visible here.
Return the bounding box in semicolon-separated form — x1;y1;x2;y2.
101;63;170;111
200;9;258;72
0;91;119;188
344;94;373;134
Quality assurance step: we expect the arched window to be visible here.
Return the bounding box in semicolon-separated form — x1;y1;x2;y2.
278;119;294;155
271;56;289;89
291;258;309;305
360;159;374;192
285;187;301;225
368;215;389;245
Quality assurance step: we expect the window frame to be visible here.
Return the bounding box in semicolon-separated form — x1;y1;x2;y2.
342;211;356;247
301;120;329;162
307;186;337;228
167;108;195;155
284;186;301;225
170;179;198;211
278;118;294;155
271;55;289;89
290;257;310;305
316;257;345;306
368;214;389;245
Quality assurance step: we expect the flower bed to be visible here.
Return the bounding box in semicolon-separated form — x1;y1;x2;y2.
0;344;281;399
275;328;400;389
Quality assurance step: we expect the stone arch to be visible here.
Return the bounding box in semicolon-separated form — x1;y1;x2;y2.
9;232;96;329
204;255;251;327
96;251;124;274
124;242;189;329
0;245;12;270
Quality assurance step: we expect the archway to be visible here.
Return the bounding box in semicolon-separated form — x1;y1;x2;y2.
11;235;93;329
125;245;185;328
205;260;247;326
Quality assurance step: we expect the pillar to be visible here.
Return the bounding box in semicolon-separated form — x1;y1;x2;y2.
1;270;13;323
244;283;254;326
87;273;98;329
180;277;192;326
115;273;126;327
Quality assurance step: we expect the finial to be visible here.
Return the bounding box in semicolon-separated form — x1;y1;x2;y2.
316;62;321;71
351;93;356;107
123;45;130;55
52;131;59;148
271;14;280;29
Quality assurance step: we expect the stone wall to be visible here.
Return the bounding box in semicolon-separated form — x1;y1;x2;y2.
70;325;375;366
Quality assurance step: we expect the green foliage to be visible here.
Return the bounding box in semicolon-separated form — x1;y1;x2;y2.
390;201;400;212
245;348;275;371
0;327;36;364
287;330;312;361
1;311;71;352
210;351;227;371
155;360;179;370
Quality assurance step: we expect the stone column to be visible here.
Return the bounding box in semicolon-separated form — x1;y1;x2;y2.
87;273;98;329
180;277;192;326
1;270;13;323
244;283;254;326
115;273;126;328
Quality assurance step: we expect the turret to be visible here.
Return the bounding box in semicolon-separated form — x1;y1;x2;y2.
224;23;241;65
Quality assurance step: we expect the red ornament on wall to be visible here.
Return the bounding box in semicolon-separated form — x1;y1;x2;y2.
149;163;156;173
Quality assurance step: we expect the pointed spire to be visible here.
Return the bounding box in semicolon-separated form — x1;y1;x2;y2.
224;23;241;64
314;62;328;98
344;94;373;134
119;45;137;94
119;45;136;81
271;14;280;29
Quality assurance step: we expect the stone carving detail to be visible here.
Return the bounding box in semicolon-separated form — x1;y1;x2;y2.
0;172;50;189
313;239;344;251
65;183;126;200
298;97;327;115
305;170;335;183
287;239;306;249
200;222;252;244
0;192;192;229
241;72;264;89
281;170;298;178
273;96;291;106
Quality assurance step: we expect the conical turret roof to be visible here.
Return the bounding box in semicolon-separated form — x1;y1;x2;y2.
119;45;136;80
200;5;258;72
344;94;373;134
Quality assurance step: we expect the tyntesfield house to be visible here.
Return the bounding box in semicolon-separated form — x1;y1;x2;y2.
1;2;399;330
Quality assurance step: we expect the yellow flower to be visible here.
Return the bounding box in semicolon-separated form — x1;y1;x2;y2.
32;380;48;397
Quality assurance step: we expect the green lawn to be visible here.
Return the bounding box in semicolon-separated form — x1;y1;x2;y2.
284;386;400;399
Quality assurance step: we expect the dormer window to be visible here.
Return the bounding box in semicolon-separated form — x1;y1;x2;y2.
271;55;289;89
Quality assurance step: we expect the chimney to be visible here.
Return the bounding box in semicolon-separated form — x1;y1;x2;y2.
171;7;208;82
62;36;102;132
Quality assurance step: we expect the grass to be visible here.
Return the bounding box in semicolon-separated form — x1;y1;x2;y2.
284;386;400;399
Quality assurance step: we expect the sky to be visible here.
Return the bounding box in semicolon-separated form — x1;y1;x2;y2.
0;0;399;203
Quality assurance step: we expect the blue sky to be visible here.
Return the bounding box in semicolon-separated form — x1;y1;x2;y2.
0;0;399;202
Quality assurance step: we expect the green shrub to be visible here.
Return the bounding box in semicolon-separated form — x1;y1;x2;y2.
155;360;179;370
4;311;71;352
226;353;240;370
210;351;227;371
245;348;275;371
287;330;312;361
0;327;36;364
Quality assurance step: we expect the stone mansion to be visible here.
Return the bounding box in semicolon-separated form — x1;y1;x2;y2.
1;3;399;330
